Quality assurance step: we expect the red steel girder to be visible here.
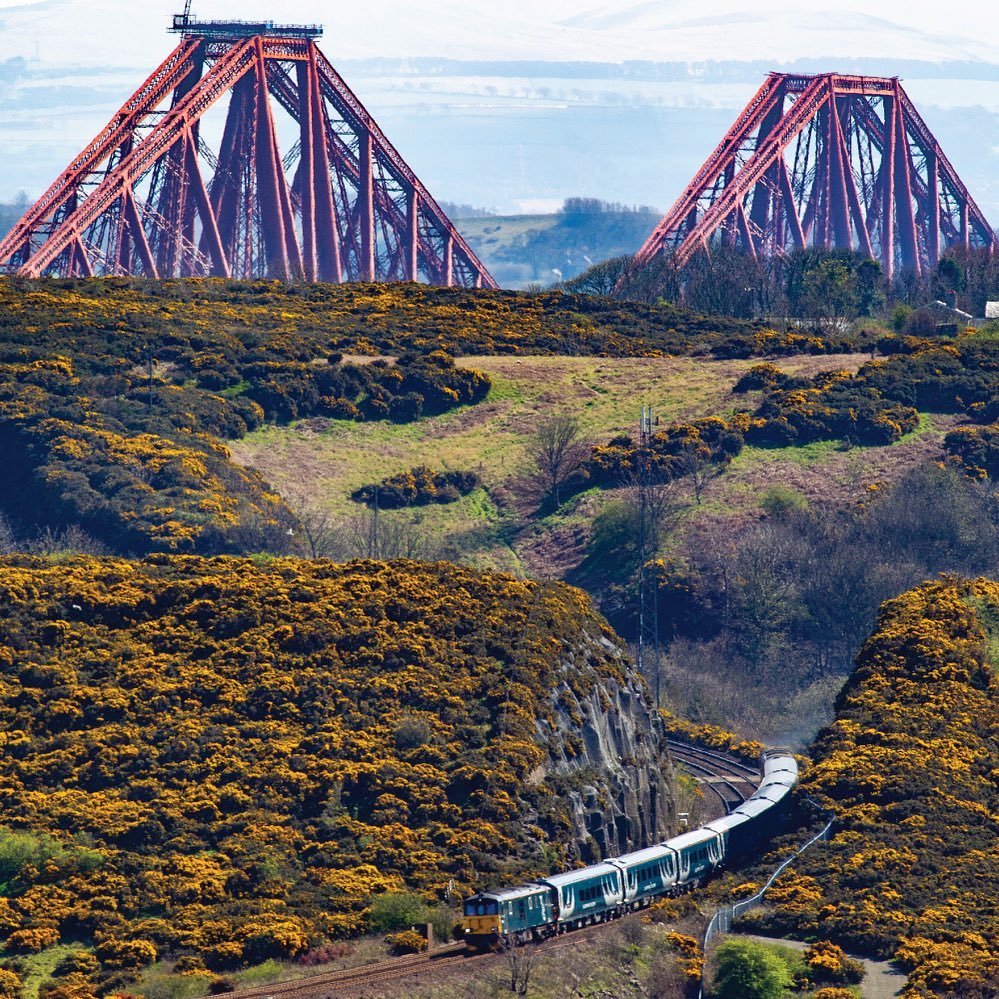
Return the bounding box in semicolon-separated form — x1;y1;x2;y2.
1;29;494;289
0;37;203;271
619;72;998;293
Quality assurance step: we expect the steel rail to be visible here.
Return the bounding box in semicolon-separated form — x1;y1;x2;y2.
667;746;754;814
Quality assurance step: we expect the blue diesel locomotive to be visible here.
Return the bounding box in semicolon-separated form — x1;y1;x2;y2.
462;749;798;949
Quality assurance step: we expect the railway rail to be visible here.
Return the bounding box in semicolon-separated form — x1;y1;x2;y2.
666;739;760;815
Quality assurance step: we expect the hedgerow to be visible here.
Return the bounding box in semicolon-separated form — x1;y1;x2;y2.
0;555;642;991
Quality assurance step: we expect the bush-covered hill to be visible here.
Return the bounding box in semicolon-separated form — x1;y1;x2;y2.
0;555;672;995
0;276;868;558
750;577;999;996
0;277;861;360
2;278;995;749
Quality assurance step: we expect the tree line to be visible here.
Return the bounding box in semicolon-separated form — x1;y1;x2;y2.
567;244;999;325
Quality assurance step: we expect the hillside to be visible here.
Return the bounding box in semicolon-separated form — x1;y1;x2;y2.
741;577;999;996
450;200;662;288
0;278;995;748
229;334;998;745
0;555;673;997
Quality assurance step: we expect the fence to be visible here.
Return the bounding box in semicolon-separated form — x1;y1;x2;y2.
697;819;834;998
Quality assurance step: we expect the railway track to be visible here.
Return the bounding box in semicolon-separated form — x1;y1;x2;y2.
220;741;765;998
222;944;476;999
666;739;760;815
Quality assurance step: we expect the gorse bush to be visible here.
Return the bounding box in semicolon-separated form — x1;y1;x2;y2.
351;467;480;509
0;555;637;990
945;424;999;479
0;277;870;361
0;325;488;555
544;336;995;509
759;577;999;994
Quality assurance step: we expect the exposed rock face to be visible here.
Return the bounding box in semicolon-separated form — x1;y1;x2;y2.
539;634;675;862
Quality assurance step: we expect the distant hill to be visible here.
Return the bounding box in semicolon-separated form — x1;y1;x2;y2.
0;200;24;240
450;198;662;288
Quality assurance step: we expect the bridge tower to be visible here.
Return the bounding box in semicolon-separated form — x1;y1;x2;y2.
618;73;997;295
0;12;495;287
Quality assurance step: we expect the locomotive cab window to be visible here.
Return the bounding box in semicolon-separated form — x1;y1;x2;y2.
464;899;499;916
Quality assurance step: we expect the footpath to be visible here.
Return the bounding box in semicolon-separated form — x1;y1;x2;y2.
740;934;907;999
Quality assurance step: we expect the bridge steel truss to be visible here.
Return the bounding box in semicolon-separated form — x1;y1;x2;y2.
619;73;998;291
0;31;496;287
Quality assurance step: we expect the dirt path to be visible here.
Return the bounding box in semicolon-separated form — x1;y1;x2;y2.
741;934;907;998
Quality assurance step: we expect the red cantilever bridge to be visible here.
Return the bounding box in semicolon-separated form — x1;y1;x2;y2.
0;14;496;287
618;72;998;294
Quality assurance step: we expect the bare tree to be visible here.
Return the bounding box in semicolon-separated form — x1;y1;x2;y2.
623;471;689;560
0;512;17;556
501;934;539;995
29;524;109;557
285;492;343;559
525;413;590;510
678;441;721;505
559;255;632;297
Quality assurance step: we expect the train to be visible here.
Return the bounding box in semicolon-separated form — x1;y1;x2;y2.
461;748;798;949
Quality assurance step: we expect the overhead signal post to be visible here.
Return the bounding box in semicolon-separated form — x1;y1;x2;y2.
0;11;495;287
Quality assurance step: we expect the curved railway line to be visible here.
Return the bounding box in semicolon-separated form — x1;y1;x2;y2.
666;739;761;815
221;741;775;999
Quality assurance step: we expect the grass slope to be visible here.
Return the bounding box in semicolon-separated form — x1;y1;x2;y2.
230;353;955;577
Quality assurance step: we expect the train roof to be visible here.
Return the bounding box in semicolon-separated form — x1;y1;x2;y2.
762;754;799;778
607;844;675;868
476;883;549;901
756;778;795;798
536;862;619;888
663;827;720;852
702;812;752;835
732;796;782;819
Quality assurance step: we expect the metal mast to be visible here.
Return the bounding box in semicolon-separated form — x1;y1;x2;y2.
636;405;663;706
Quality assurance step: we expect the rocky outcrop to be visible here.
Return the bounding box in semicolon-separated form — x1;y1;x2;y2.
538;633;676;862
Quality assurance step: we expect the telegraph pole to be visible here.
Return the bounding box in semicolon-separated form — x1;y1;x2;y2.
636;406;663;706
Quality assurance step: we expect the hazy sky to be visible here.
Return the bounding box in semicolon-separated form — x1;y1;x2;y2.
2;1;998;214
1;0;997;65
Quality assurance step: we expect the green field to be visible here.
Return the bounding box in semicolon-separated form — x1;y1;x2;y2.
229;351;952;577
